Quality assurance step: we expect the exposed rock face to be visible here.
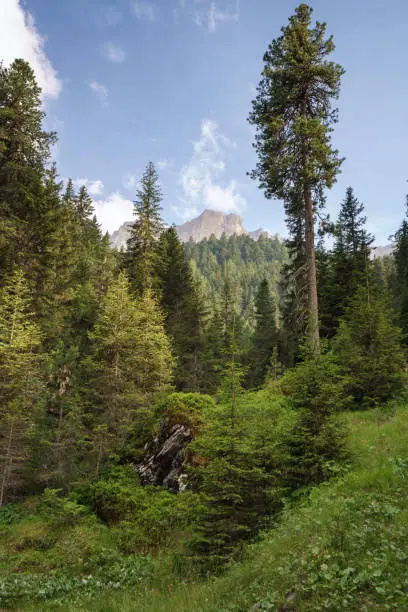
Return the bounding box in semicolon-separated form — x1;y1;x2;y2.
176;209;246;242
110;221;132;250
136;421;193;492
110;209;274;250
371;244;394;259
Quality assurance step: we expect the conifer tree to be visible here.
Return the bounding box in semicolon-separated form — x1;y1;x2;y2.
85;272;173;472
156;227;206;391
333;288;406;407
125;162;164;295
249;4;344;353
0;269;43;506
190;317;273;569
0;60;56;283
393;197;408;340
321;187;374;336
246;279;279;389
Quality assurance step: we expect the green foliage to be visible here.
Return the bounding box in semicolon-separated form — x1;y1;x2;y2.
277;350;350;486
156;227;207;391
85;466;203;551
249;3;344;351
0;268;44;506
246;279;279;388
334;289;406;407
186;233;286;327
125;162;163;295
158;392;215;434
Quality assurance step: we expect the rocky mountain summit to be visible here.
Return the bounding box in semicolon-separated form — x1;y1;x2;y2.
109;209;274;249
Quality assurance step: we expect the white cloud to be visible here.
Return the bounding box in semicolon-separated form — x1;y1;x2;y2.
183;0;239;32
131;1;157;23
93;192;133;233
73;178;104;197
207;0;240;32
0;0;61;99
177;119;246;220
89;80;109;106
102;42;126;63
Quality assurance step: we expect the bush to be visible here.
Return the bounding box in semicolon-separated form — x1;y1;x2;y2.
157;392;215;434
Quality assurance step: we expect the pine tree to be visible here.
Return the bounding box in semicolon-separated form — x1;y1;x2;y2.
0;60;56;284
85;272;173;473
156;227;206;391
189;316;270;570
125;162;164;295
393;197;408;340
321;187;374;336
0;269;43;506
246;279;279;388
249;4;344;353
333;288;406;407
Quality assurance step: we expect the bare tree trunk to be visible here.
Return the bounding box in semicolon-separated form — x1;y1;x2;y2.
304;185;320;354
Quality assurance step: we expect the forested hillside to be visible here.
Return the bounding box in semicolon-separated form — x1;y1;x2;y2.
1;4;408;611
185;232;287;328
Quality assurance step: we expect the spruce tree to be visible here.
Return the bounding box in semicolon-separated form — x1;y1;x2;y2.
156;226;206;391
333;288;406;407
85;272;173;472
0;269;43;506
246;279;279;389
249;4;344;353
0;60;56;284
125;162;164;295
322;187;374;336
393;197;408;340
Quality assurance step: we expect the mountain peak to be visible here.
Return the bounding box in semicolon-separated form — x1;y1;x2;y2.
109;209;274;249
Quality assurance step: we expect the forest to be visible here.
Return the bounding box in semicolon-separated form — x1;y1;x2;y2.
1;4;408;610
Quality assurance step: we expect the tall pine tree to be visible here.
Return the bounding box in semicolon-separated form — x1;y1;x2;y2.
125;162;163;295
249;4;344;353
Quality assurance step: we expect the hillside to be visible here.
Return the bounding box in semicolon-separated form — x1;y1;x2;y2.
3;402;403;611
55;403;408;612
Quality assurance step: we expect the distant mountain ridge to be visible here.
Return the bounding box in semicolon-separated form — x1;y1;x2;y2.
110;209;276;249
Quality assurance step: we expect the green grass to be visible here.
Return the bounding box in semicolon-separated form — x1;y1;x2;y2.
3;403;408;611
46;403;408;612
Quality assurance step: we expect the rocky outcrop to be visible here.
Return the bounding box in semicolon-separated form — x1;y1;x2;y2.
136;421;193;492
109;209;275;249
176;209;246;242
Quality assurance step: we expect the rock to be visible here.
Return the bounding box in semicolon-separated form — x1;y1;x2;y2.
109;210;276;249
136;421;193;492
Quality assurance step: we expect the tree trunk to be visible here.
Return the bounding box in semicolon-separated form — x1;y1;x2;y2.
304;186;320;354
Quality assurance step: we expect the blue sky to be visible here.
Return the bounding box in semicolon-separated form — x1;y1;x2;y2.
2;0;408;243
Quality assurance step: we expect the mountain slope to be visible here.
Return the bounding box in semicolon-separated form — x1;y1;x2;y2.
71;403;408;612
109;209;275;249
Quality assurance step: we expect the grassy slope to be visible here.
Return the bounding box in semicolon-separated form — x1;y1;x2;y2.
56;404;408;612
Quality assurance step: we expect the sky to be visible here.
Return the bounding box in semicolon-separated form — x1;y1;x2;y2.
1;0;408;244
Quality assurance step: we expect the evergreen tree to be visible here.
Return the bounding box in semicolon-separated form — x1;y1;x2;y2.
85;272;173;473
321;187;374;336
393;197;408;340
249;4;344;353
156;227;206;391
125;162;164;295
0;60;57;285
189;317;270;569
0;269;43;506
246;279;279;388
333;288;406;407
